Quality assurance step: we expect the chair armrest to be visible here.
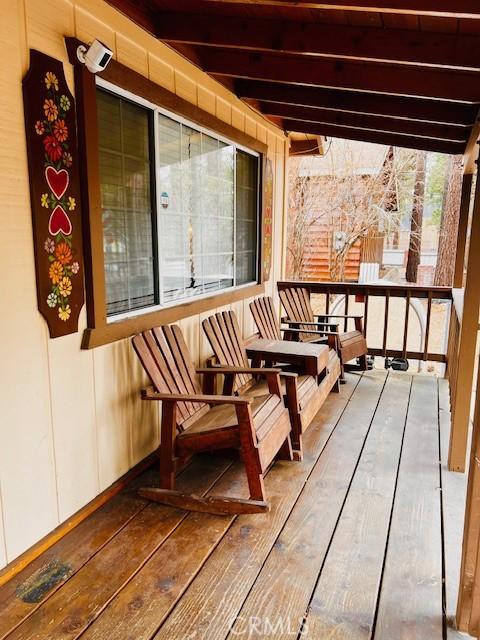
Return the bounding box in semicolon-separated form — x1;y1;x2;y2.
282;318;337;328
284;327;340;336
314;313;363;319
196;366;281;375
141;386;252;405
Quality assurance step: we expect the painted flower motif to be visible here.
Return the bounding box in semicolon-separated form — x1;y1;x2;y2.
55;242;72;265
49;260;63;284
41;193;49;208
62;152;72;168
43;99;58;122
58;305;71;322
44;237;55;253
35;120;45;135
53;119;68;142
58;276;72;297
67;196;76;211
43;135;63;162
71;261;80;275
45;72;59;91
46;292;57;308
60;95;70;111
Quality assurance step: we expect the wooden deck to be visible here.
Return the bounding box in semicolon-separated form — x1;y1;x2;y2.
0;370;467;640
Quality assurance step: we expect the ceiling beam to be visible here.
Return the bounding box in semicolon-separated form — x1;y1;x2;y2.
199;1;480;18
236;80;478;125
283;119;466;153
257;101;469;141
289;138;325;155
201;49;480;102
156;12;480;70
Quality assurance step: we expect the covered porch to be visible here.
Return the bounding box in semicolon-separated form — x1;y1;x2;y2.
3;0;480;638
0;370;462;639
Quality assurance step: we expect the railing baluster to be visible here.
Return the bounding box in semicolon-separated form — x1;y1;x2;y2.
326;291;330;315
382;290;390;358
363;291;369;337
423;291;433;361
402;290;411;359
344;288;349;333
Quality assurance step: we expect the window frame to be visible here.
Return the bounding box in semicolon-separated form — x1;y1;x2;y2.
66;37;268;349
96;79;261;324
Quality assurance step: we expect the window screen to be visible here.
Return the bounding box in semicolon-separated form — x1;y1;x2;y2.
97;89;156;315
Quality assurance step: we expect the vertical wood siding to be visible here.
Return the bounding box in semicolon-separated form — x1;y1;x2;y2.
0;0;287;568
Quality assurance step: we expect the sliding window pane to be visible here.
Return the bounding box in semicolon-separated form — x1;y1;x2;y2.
97;89;156;315
236;150;258;285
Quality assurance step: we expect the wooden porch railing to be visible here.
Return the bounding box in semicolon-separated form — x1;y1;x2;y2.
277;280;453;364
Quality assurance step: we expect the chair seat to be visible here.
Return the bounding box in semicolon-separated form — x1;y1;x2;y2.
178;394;285;447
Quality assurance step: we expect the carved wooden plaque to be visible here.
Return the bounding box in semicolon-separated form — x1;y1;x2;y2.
23;50;84;337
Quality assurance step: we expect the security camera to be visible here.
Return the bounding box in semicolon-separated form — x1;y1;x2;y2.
77;40;113;74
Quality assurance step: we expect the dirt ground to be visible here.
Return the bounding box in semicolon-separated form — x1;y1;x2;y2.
311;294;449;375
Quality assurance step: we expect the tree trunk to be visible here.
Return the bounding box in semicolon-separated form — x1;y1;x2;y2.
434;155;463;286
406;150;427;283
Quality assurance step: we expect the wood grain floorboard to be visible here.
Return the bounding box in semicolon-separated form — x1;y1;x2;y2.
302;372;412;639
3;455;233;640
226;370;389;640
0;466;159;639
374;375;443;640
154;372;379;640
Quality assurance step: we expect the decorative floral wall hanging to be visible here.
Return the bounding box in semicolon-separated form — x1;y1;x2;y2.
262;156;274;282
23;50;84;338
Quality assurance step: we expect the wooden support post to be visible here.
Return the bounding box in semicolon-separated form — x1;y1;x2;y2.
453;173;474;289
456;354;480;632
449;146;480;473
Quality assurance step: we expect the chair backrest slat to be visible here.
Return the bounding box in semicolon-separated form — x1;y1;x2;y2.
279;287;316;341
250;296;281;340
133;325;205;428
202;311;251;390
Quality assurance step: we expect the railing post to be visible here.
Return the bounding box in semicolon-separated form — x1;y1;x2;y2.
454;173;474;289
456;354;480;632
448;151;480;472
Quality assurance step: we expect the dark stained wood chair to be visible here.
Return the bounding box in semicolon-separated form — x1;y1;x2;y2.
278;287;368;380
133;325;294;515
203;309;340;459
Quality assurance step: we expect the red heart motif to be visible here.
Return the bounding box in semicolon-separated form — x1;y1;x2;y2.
45;166;69;200
49;205;72;236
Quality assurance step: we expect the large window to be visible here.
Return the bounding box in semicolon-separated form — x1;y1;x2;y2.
97;86;259;318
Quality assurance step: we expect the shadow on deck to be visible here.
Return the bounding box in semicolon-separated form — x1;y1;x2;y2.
0;370;467;639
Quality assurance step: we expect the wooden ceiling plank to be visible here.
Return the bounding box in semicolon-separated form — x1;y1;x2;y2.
258;100;469;140
155;12;480;69
235;80;478;125
200;48;480;102
197;1;480;19
283;118;465;153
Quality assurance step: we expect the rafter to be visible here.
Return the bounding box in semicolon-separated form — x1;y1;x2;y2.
235;80;478;126
283;119;465;154
202;49;480;102
257;101;469;141
156;12;480;70
199;1;480;18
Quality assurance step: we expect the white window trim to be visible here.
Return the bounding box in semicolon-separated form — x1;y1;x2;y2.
96;78;261;324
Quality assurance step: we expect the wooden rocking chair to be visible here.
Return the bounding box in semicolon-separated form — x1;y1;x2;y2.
203;309;340;459
279;287;368;380
133;325;293;515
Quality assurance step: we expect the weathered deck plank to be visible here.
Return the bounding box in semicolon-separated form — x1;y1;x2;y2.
374;375;443;640
302;372;412;639
3;455;233;640
156;371;385;640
